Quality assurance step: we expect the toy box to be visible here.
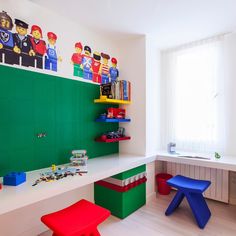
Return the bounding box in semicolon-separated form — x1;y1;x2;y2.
94;165;146;219
3;172;26;186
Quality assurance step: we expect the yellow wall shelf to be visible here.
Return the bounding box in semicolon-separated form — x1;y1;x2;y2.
94;96;131;105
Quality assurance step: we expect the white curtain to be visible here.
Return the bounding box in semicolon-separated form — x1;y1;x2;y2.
160;35;226;154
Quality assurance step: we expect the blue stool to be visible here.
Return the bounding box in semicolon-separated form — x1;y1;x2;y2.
165;175;211;229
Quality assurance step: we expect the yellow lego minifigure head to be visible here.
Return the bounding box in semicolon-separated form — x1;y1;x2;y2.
31;25;43;40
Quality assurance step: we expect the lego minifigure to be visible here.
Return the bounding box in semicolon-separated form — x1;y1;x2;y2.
100;53;110;84
0;11;14;64
13;19;35;67
81;45;92;80
45;32;62;72
109;57;119;83
30;25;46;69
71;42;83;77
92;52;101;83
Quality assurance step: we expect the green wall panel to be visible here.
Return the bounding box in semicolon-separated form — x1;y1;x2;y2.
0;65;118;176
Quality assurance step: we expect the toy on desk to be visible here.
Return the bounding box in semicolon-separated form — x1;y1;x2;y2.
3;172;26;186
32;166;83;187
167;142;177;154
70;150;88;173
215;152;221;159
107;108;125;119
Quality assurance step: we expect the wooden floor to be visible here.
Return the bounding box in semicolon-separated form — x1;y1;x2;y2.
40;191;236;236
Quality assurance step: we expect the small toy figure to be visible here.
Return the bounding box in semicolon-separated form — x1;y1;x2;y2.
71;42;83;77
109;57;119;82
45;32;62;72
99;53;110;84
0;11;14;64
13;19;35;67
30;25;46;69
92;51;101;83
81;45;92;80
215;152;221;159
51;164;56;172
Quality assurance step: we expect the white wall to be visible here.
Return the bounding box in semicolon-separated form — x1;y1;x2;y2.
0;0;119;79
117;35;147;155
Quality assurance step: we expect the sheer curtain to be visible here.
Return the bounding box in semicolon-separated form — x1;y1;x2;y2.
160;36;226;154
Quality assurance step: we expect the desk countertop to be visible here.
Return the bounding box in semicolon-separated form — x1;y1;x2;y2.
1;151;236;215
0;153;156;215
156;151;236;171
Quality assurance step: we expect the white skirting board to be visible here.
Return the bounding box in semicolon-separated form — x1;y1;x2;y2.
166;162;229;203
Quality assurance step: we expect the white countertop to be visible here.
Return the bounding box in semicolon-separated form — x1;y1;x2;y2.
1;151;236;215
156;151;236;171
0;153;156;215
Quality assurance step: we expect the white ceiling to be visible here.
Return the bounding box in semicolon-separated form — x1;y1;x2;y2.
31;0;236;49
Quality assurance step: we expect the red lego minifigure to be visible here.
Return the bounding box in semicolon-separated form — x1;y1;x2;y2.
30;25;46;69
92;51;101;83
71;42;83;77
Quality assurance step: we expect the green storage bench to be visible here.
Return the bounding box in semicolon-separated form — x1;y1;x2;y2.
94;165;147;219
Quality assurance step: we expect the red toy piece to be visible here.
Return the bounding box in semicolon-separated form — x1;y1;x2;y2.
107;108;126;119
0;183;2;190
41;199;110;236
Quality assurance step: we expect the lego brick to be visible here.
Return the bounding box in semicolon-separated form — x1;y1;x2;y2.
3;172;26;186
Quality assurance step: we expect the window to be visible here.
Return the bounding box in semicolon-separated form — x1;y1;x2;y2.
161;37;225;153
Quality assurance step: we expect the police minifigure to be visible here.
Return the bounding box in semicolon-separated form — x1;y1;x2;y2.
13;19;35;67
45;32;62;72
81;45;92;80
100;53;110;84
30;25;46;69
0;11;14;64
92;52;101;83
71;42;83;77
109;57;119;83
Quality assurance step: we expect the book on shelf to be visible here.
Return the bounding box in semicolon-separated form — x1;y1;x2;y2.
100;80;131;101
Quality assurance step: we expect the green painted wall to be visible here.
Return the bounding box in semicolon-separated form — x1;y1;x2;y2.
0;65;118;176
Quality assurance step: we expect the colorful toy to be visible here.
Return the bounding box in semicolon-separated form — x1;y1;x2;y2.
30;25;46;69
45;32;62;72
92;51;101;83
81;45;93;80
71;42;83;77
107;108;126;119
32;166;83;186
51;164;56;172
3;172;26;186
70;150;88;173
109;57;119;82
215;152;221;159
100;53;110;84
0;11;15;64
13;19;35;67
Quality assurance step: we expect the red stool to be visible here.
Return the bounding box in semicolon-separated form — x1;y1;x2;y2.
41;199;110;236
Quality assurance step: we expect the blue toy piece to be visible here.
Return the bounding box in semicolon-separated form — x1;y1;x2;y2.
3;172;26;186
165;175;211;229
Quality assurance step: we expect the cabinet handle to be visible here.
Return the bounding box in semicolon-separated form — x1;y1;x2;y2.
37;133;47;138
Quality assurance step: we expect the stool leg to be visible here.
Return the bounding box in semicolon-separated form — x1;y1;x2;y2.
165;190;185;216
185;192;211;229
91;228;101;236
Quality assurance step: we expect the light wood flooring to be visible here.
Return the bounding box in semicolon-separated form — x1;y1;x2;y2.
40;191;236;236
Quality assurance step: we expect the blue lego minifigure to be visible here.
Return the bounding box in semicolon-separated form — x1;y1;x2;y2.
0;11;14;64
45;32;62;72
81;45;93;80
109;57;119;83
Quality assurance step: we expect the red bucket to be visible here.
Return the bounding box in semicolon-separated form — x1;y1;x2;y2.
156;173;173;195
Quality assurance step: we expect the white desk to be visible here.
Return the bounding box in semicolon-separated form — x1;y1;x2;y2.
156;151;236;171
0;153;156;215
1;151;236;216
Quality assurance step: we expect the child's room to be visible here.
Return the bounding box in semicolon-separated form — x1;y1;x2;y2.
1;0;236;235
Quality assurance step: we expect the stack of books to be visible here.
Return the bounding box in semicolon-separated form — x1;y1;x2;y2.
100;80;131;101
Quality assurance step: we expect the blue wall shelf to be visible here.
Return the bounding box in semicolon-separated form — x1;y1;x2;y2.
95;118;131;123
